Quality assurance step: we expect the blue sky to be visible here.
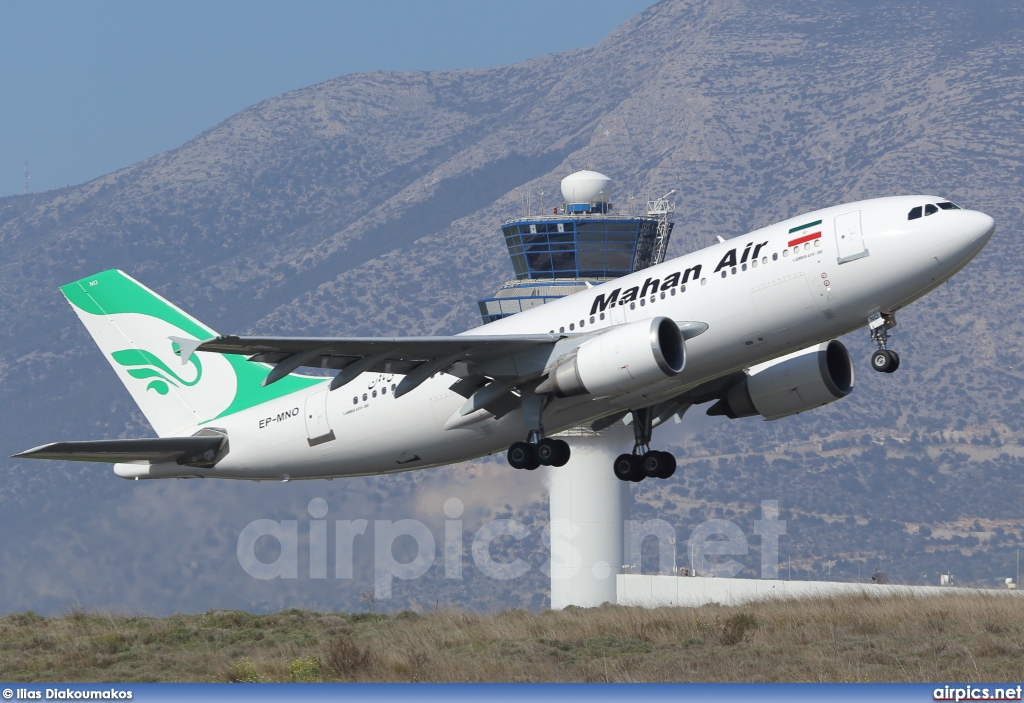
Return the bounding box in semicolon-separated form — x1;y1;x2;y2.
0;1;656;198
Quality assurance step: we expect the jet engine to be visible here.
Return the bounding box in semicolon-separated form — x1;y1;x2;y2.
708;340;854;420
536;316;685;398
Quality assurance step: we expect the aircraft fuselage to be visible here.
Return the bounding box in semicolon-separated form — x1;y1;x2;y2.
114;195;995;480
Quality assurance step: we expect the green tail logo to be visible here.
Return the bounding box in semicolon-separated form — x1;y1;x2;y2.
111;343;203;396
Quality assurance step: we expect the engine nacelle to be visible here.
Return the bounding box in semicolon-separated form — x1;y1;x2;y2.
709;340;854;420
536;317;685;398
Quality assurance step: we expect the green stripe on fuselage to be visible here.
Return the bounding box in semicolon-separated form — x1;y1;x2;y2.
788;219;823;234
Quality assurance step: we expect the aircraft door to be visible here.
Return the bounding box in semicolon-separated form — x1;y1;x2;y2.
304;388;336;447
834;210;869;264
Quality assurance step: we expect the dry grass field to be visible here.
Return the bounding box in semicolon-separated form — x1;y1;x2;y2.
0;593;1021;683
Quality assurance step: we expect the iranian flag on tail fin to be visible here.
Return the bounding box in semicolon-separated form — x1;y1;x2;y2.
788;219;822;247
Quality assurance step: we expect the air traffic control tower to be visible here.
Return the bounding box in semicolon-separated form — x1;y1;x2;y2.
478;170;674;323
479;170;676;609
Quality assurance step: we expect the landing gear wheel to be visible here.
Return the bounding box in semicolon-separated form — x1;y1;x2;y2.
655;451;677;479
536;438;570;467
642;451;669;479
613;454;644;482
507;441;539;470
871;349;899;373
885;350;900;373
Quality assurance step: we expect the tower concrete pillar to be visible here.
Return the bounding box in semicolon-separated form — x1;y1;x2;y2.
549;424;632;609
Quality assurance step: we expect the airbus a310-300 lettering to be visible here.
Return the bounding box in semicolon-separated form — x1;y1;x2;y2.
16;196;994;483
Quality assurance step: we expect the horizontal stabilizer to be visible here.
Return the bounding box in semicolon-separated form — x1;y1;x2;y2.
13;435;226;466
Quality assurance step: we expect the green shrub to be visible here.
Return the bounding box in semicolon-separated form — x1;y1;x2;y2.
288;656;323;682
224;659;262;683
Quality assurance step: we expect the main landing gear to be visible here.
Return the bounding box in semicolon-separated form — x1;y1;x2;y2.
612;407;677;482
869;312;900;374
507;436;570;470
506;389;571;470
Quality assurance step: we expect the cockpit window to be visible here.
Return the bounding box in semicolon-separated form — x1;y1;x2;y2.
908;206;923;220
937;201;961;210
924;204;938;216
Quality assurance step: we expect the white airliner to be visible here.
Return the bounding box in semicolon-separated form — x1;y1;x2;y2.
16;196;994;482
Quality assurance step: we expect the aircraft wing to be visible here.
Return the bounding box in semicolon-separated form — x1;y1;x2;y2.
179;333;564;396
13;436;226;466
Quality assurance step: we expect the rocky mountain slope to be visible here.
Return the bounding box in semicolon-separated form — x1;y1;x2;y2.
1;0;1022;614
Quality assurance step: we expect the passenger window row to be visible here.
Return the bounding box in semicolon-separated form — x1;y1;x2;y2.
353;383;397;405
719;240;820;281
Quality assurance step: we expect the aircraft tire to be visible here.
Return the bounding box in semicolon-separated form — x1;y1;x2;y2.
642;451;666;479
551;439;571;467
508;442;536;470
871;350;894;373
536;438;570;467
884;351;900;373
656;451;677;479
613;454;638;481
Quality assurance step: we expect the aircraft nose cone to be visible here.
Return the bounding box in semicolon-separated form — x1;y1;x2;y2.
970;211;996;247
950;210;995;266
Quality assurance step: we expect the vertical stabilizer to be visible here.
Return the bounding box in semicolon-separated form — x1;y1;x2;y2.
61;270;322;437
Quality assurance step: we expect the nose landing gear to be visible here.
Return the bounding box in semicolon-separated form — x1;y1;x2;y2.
869;312;900;373
871;349;900;373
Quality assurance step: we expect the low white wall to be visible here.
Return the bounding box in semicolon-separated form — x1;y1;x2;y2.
616;574;1017;607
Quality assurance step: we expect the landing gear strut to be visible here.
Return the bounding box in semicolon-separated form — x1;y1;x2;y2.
613;407;677;482
869;312;900;374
